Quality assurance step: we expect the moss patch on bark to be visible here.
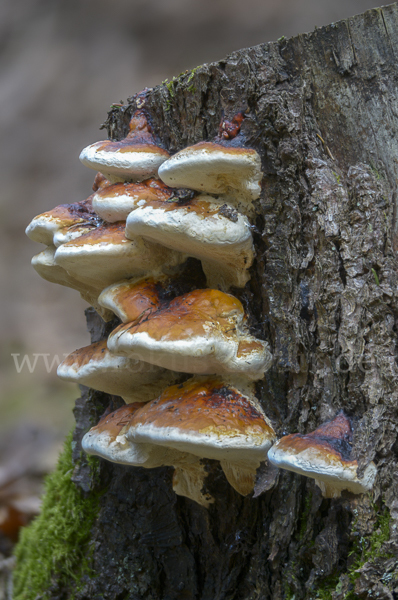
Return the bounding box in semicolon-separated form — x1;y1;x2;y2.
13;431;102;600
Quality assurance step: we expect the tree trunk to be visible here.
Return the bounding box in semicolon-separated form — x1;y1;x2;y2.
14;4;398;599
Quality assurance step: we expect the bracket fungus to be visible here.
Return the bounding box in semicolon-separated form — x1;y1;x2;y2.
107;288;272;380
82;403;214;507
82;376;276;502
98;277;166;323
58;339;179;404
25;195;100;247
52;223;99;247
92;178;173;222
79;112;170;183
267;412;377;498
125;193;254;289
28;103;280;505
53;222;184;288
126;376;276;496
31;246;111;320
158;142;262;206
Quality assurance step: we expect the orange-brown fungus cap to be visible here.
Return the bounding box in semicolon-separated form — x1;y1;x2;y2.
279;412;354;464
99;278;165;323
132;377;273;439
95;178;172;203
92;178;174;222
92;404;143;439
26;195;100;245
66;221;126;247
127;376;276;465
79;111;170;183
107;287;272;379
268;412;377;497
82;403;151;465
111;288;244;343
92;172;111;192
96;113;167;154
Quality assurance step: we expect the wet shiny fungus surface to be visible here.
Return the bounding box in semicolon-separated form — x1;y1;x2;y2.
63;340;108;368
37;196;99;225
93;403;143;438
65;222;128;246
96;140;169;155
132;378;272;435
95;179;173;202
94;112;170;156
277;412;355;463
110;279;164;323
113;289;244;341
184;142;259;157
236;340;264;357
97;181;230;219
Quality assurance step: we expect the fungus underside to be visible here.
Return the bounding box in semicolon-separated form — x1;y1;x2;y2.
13;431;103;600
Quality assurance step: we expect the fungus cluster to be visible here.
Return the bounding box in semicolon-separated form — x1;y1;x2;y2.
27;105;376;505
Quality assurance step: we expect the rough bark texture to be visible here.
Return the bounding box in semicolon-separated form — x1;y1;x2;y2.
17;3;398;599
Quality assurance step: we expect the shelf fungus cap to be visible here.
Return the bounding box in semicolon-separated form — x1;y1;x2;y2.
31;246;112;321
125;194;254;289
79;112;170;183
267;412;377;498
82;404;151;465
99;277;165;323
92;178;173;222
54;222;184;288
82;403;213;507
107;288;272;380
128;376;276;495
158;142;262;202
53;223;99;247
58;339;179;403
25;196;98;246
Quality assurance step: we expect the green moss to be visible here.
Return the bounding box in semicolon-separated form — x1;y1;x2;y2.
315;574;340;600
345;505;392;596
333;171;341;184
185;66;199;84
371;268;380;286
370;164;382;180
13;431;102;600
166;80;176;98
314;504;392;600
162;66;200;111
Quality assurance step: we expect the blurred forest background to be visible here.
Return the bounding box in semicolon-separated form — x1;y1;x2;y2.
0;0;386;545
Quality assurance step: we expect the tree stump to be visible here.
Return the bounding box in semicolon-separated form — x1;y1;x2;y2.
14;4;398;599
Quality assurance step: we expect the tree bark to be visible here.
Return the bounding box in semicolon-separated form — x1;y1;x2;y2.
14;3;398;599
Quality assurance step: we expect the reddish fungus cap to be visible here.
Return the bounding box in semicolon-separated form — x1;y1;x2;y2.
99;277;165;323
92;178;173;222
82;404;150;465
25;196;99;246
79;113;170;183
57;339;178;403
128;376;276;495
268;412;377;497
